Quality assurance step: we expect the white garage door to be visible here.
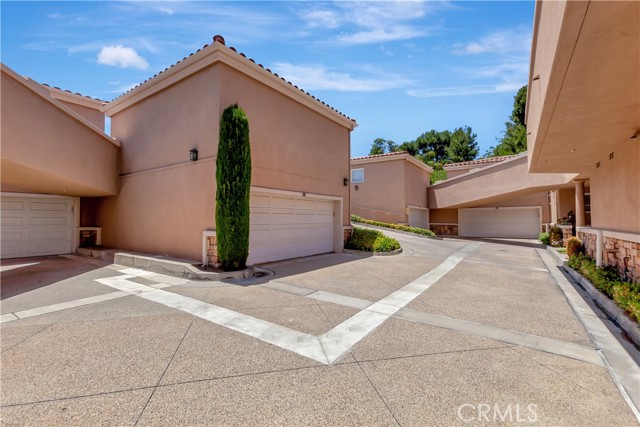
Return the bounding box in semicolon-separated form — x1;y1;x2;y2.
407;207;429;229
459;207;540;239
249;193;335;264
1;195;74;259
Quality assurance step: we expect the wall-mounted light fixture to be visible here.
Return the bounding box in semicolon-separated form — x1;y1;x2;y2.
189;148;198;161
630;129;640;140
343;178;349;186
355;185;359;191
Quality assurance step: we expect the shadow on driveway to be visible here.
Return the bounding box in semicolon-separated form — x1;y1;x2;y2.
1;256;103;299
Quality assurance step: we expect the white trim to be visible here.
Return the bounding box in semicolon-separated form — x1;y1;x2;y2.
1;192;76;199
602;230;640;244
350;168;364;183
101;43;356;130
250;186;342;202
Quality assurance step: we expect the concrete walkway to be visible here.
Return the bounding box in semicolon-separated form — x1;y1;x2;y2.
1;232;638;426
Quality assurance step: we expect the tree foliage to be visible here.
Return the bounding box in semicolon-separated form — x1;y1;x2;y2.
484;85;528;157
368;126;478;169
216;104;252;271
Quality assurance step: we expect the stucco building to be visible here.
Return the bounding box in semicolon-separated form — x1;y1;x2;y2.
350;152;431;228
1;36;357;265
526;0;640;282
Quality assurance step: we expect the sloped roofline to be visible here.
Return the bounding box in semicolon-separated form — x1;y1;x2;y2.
1;63;120;148
102;36;357;130
351;151;433;173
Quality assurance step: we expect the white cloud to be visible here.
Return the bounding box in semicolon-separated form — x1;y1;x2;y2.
97;45;149;70
300;0;442;44
271;62;413;92
158;7;174;15
451;28;532;55
337;26;425;45
106;82;140;94
407;83;521;98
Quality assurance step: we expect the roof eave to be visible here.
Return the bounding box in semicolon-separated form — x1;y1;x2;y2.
102;42;357;130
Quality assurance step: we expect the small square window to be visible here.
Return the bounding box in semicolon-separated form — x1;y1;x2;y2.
351;168;364;183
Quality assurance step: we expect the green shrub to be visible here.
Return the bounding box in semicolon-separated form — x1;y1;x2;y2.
568;254;639;323
539;232;550;245
430;167;447;184
549;227;563;247
216;104;252;271
346;227;401;252
350;216;437;238
566;236;583;257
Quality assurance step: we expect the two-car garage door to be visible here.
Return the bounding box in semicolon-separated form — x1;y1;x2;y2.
1;195;74;259
459;207;541;239
248;192;336;264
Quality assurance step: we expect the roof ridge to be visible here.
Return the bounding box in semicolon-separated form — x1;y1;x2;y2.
42;83;106;103
351;151;409;161
445;154;519;167
109;34;354;122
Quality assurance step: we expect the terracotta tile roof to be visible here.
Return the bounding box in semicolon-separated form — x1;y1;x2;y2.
351;151;410;161
445;154;519;168
110;35;355;123
41;83;107;103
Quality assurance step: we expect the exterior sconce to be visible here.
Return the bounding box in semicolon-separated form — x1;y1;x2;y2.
355;185;359;191
343;178;349;186
189;148;198;161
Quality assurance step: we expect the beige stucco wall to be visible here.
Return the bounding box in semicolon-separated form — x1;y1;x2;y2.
100;62;351;260
589;140;640;233
555;188;575;223
404;161;430;209
445;169;469;179
58;100;105;131
1;70;119;196
476;191;550;223
350;159;406;223
428;156;574;209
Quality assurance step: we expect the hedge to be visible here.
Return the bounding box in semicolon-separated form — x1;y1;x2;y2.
350;214;436;238
346;227;400;252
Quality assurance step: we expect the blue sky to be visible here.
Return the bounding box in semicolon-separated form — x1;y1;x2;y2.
1;1;534;157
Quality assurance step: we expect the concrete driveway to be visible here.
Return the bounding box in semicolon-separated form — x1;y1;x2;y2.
1;231;638;426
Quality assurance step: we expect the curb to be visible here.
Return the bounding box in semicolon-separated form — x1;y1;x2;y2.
342;248;403;257
562;265;640;347
113;252;270;281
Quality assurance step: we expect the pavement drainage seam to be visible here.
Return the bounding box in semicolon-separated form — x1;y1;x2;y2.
95;242;482;365
536;248;640;422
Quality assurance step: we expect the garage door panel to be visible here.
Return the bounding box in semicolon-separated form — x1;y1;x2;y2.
248;193;335;264
459;208;539;239
30;201;69;211
29;229;69;242
2;201;25;210
1;216;25;226
30;216;69;226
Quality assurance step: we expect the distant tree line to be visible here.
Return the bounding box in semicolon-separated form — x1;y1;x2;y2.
367;85;528;184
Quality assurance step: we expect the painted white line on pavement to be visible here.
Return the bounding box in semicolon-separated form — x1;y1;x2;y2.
0;313;19;323
97;242;480;365
2;291;131;323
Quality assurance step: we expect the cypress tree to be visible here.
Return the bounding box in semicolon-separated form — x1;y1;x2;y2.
216;104;251;271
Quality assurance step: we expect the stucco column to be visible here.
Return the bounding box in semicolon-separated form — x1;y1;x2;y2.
574;179;586;227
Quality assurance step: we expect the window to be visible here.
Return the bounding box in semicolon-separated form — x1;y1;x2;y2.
351;168;364;183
